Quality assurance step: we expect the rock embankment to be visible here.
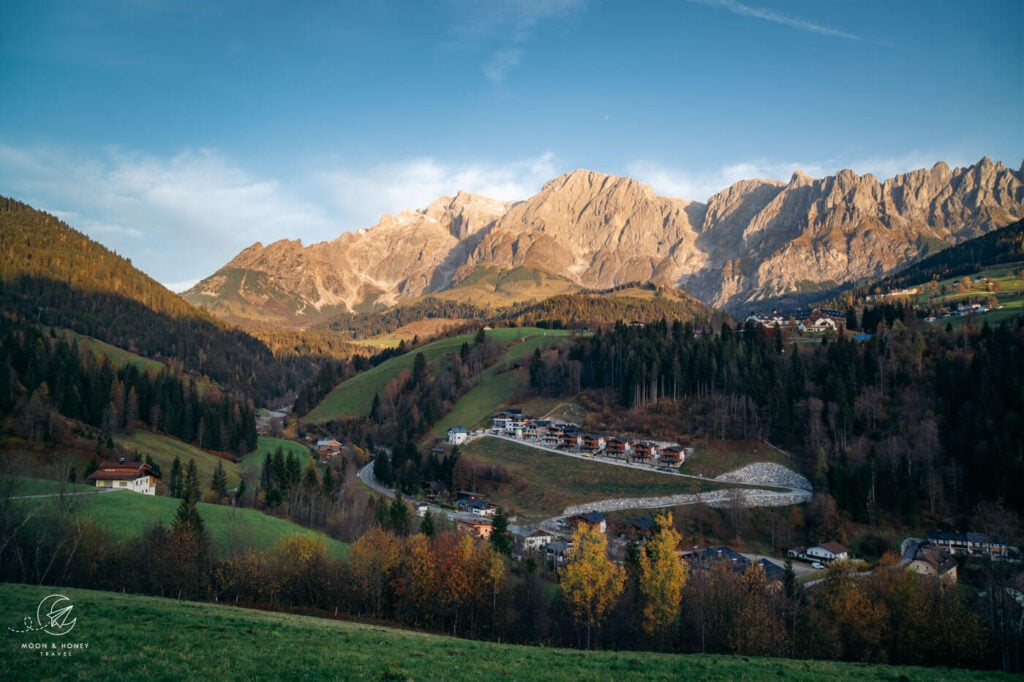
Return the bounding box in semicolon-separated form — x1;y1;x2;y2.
713;462;812;491
561;462;813;516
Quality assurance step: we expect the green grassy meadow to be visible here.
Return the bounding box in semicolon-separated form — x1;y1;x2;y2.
116;430;243;490
432;331;575;436
240;437;313;471
13;486;348;560
304;328;573;424
0;584;1007;681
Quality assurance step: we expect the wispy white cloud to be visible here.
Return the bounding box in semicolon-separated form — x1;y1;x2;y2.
0;142;564;289
316;152;561;226
483;49;523;85
0;143;334;289
689;0;860;40
447;0;586;83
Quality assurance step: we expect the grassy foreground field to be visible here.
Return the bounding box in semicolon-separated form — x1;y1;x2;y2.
0;584;1006;681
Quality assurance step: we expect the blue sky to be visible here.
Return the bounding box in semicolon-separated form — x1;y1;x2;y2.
2;0;1022;290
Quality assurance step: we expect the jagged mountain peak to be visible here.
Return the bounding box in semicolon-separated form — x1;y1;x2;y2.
184;157;1024;327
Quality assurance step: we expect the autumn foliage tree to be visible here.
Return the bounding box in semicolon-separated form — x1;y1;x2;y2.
638;512;687;647
560;523;624;648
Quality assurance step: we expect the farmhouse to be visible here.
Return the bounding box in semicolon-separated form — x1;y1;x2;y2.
903;541;958;583
87;459;157;495
468;499;499;517
514;528;554;554
317;439;342;458
806;542;851;563
456;518;493;539
447;427;470;446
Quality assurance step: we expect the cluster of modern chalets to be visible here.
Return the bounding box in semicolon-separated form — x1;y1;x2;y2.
465;409;690;469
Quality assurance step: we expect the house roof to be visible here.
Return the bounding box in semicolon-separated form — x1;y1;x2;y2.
756;558;787;584
908;543;957;574
573;511;606;524
927;530;993;545
687;545;750;572
87;460;151;482
817;542;851;555
448;427;469;434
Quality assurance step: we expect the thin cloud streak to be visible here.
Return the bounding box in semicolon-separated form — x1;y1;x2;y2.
689;0;860;40
446;0;586;83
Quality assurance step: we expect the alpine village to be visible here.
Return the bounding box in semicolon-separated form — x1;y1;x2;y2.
1;154;1023;679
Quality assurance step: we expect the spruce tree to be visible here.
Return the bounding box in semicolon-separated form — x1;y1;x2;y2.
169;456;182;498
210;460;227;500
183;458;200;504
490;510;512;555
420;509;436;537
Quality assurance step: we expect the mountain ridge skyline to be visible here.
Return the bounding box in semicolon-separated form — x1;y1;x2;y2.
182;156;1024;327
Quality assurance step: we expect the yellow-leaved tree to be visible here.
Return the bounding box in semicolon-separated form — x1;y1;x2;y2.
639;512;687;647
560;522;624;649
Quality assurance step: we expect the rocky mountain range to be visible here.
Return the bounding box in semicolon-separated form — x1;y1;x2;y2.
184;157;1024;327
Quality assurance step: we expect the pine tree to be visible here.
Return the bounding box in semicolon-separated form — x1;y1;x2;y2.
169;456;182;498
419;509;436;537
210;459;227;500
183;458;200;504
373;451;393;486
490;510;512;555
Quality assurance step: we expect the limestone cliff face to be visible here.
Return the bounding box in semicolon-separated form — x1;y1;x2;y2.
689;158;1024;309
184;158;1024;326
455;170;706;288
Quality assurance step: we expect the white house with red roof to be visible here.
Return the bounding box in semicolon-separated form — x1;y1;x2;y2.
87;459;157;495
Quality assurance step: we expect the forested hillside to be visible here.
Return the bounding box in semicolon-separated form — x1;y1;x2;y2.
551;318;1024;522
0;318;257;456
0;197;312;403
495;285;722;329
